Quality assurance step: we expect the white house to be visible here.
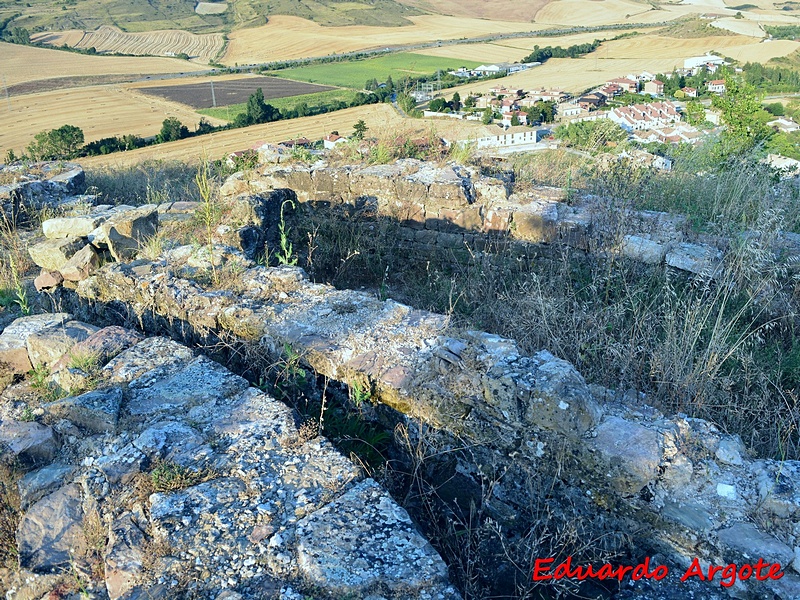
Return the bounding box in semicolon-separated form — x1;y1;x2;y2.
707;80;726;94
323;133;348;149
609;101;681;132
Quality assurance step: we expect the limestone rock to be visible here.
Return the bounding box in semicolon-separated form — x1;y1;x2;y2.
105;513;146;600
127;356;248;417
43;387;123;433
52;326;144;373
42;213;108;239
0;420;57;466
102;337;194;385
295;478;454;597
34;270;64;291
17;484;85;573
619;235;666;264
88;205;158;261
0;312;71;373
666;242;722;276
17;463;74;510
590;416;662;495
716;522;794;564
27;236;84;270
26;319;99;369
60;244;100;282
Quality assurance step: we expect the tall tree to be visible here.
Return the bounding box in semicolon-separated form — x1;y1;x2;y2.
26;124;84;160
352;119;368;140
157;117;189;143
712;75;772;153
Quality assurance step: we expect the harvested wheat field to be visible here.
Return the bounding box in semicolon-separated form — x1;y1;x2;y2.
222;15;545;65
395;0;551;21
416;30;646;63
78;104;409;167
0;85;226;156
0;42;207;88
31;26;225;63
534;0;673;25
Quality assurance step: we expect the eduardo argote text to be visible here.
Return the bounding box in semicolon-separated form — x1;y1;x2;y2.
533;556;785;588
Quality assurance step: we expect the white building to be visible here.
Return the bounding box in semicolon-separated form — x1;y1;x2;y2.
684;54;725;70
609;101;681;132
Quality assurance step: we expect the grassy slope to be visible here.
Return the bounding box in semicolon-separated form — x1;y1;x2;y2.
271;53;480;88
0;0;422;34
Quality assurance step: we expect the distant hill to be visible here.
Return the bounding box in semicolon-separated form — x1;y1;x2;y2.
1;0;424;36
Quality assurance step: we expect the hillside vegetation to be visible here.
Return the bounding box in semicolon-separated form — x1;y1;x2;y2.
0;0;422;36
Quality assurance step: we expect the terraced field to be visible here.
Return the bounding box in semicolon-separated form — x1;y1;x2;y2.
31;26;225;62
0;41;207;88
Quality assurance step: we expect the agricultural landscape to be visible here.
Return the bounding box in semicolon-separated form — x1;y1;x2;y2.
4;0;800;599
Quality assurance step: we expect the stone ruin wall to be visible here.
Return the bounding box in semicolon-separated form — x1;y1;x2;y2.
5;160;800;599
220;159;800;277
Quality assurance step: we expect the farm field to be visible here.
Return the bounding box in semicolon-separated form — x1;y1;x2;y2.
138;76;336;109
394;0;552;21
0;85;226;157
271;53;480;88
77;104;407;167
31;26;225;63
221;15;547;64
199;89;359;121
416;30;644;63
0;41;207;87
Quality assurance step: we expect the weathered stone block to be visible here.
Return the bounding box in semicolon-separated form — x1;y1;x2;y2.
437;206;483;232
17;463;74;510
511;202;559;243
88;205;158;261
28;237;84;271
60;244;100;282
51;325;144;373
17;484;85;573
26;319;99;369
44;387;123;433
665;242;722;276
295;478;453;597
619;235;666;264
105;514;146;600
590;416;662;495
0;313;71;373
34;269;64;291
42;214;107;239
0;420;58;465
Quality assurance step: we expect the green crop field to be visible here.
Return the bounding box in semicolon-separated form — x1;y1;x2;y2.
198;88;359;121
270;53;480;88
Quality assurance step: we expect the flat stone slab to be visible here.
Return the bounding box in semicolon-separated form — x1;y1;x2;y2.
295;478;457;598
28;236;84;271
665;242;722;276
102;337;194;386
26;319;99;369
127;356;249;416
716;522;794;564
44;387;123;433
43;214;108;239
17;484;85;573
0;312;71;373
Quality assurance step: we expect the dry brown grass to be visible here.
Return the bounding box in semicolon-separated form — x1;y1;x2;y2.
0;41;207;88
31;26;225;63
222;14;545;65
